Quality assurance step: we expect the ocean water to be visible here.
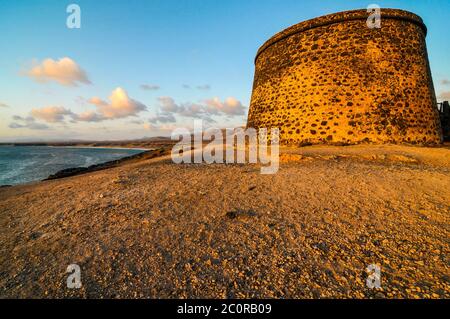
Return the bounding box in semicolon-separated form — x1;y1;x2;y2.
0;146;145;186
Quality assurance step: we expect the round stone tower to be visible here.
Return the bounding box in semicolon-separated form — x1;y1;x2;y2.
246;9;442;145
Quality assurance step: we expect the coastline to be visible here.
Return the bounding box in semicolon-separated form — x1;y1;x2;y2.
43;148;166;181
0;145;173;187
46;145;153;151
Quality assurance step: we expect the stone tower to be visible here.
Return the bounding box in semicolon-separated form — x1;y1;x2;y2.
246;9;443;145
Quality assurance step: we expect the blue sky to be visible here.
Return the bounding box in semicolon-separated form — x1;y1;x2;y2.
0;0;449;141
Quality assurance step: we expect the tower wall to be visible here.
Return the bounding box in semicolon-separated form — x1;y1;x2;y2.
246;9;442;145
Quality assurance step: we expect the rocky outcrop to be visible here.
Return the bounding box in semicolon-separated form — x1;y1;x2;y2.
44;148;167;181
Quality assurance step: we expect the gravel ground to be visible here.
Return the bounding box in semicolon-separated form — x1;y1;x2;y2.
0;144;449;298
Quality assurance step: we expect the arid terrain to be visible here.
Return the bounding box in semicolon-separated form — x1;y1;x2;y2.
0;144;449;298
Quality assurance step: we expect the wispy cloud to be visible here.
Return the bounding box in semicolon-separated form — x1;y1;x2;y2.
9;116;49;130
144;123;179;131
148;113;176;124
0;102;9;108
140;84;160;91
204;97;246;115
73;110;105;122
148;96;245;126
441;79;450;85
124;95;245;133
182;84;212;91
129;119;144;125
438;91;450;100
178;103;207;119
196;85;211;91
26;57;91;86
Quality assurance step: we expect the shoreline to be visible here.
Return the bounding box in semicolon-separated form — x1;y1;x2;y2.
3;144;153;151
0;146;171;187
46;145;153;151
43;149;159;181
2;143;450;188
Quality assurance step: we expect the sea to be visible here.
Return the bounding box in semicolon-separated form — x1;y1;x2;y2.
0;146;145;186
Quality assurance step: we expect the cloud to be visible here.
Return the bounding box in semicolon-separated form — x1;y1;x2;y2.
158;96;183;113
196;85;211;91
150;98;219;124
154;96;245;122
441;79;450;85
149;113;176;124
182;84;211;91
9;115;49;130
12;115;25;121
73;110;104;122
26;57;91;86
144;123;179;131
178;103;207;119
438;91;450;100
15;88;146;126
89;87;147;119
156;98;205;120
0;102;9;108
140;84;160;91
74;96;88;106
31;106;74;123
204;97;246;115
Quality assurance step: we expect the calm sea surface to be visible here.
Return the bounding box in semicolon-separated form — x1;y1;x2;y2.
0;146;144;185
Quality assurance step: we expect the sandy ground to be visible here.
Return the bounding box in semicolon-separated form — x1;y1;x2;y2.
0;144;449;298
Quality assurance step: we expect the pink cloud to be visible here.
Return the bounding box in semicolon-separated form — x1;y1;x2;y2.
89;87;147;119
31;106;74;123
26;57;91;86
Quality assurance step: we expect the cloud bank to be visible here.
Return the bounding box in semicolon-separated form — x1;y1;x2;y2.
31;106;74;123
9;116;50;130
143;96;246;130
10;88;147;130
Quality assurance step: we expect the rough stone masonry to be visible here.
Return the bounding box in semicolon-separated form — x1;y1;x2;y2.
247;9;443;145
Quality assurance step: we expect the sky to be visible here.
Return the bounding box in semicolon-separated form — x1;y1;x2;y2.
0;0;449;142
